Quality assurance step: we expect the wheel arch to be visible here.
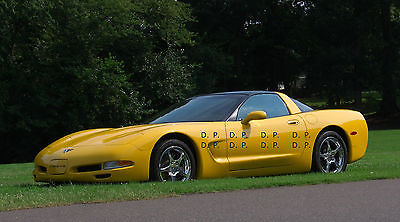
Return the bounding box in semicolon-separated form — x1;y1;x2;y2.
317;125;349;148
149;132;199;179
312;125;350;169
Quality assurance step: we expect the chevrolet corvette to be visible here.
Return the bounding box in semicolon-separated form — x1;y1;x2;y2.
33;91;368;182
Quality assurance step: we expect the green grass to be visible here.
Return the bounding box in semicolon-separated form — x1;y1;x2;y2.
1;130;399;211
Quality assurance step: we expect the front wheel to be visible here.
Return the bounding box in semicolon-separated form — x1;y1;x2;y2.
313;131;348;173
150;139;196;182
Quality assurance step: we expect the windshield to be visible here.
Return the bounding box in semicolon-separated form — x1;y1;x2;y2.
150;94;246;124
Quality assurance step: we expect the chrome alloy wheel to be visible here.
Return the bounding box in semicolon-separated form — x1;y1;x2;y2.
159;146;192;181
319;136;345;173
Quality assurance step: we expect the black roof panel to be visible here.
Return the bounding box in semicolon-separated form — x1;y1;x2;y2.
208;90;275;96
188;91;277;100
193;90;276;97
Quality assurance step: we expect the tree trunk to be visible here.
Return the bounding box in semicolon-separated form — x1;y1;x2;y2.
328;92;335;107
354;88;362;107
352;2;363;108
379;0;399;115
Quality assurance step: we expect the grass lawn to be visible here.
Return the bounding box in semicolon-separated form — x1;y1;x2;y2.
0;129;399;211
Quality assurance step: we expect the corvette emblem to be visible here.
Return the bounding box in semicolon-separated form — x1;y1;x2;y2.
63;148;74;153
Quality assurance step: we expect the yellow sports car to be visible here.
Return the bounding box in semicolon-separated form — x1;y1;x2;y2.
33;91;368;182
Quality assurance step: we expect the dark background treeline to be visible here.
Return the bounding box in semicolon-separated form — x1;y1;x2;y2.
0;0;399;163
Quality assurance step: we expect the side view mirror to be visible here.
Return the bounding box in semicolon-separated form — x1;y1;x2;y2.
241;111;267;125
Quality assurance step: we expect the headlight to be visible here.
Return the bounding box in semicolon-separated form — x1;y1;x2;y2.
103;160;134;170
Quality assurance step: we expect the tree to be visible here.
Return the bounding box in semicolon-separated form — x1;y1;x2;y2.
0;0;196;163
182;0;307;94
304;0;384;107
379;0;400;114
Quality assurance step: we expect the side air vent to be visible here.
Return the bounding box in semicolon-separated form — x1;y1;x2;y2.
95;174;111;179
77;164;101;172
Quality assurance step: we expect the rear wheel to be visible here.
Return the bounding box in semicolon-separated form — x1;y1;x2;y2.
150;139;196;182
313;131;348;173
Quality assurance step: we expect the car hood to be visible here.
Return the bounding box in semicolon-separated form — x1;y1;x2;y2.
47;123;168;150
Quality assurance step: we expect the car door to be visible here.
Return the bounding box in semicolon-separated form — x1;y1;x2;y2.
226;93;307;170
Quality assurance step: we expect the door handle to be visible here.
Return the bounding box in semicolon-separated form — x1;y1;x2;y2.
287;120;299;125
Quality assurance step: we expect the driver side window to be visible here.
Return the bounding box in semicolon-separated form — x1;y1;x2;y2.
237;94;290;120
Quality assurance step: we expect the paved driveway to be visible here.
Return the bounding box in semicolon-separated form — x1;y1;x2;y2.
1;179;399;222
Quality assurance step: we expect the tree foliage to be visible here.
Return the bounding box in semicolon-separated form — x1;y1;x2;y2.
184;0;399;108
0;0;195;163
0;0;399;163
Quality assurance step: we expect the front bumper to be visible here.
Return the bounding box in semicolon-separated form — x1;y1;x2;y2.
33;164;144;182
33;144;152;182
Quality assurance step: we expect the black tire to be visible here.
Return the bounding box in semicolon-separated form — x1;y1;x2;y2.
312;131;348;173
150;139;196;182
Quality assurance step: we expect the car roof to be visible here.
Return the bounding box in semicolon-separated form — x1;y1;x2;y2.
192;91;276;98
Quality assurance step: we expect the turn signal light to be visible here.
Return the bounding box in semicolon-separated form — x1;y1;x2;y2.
103;160;134;170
